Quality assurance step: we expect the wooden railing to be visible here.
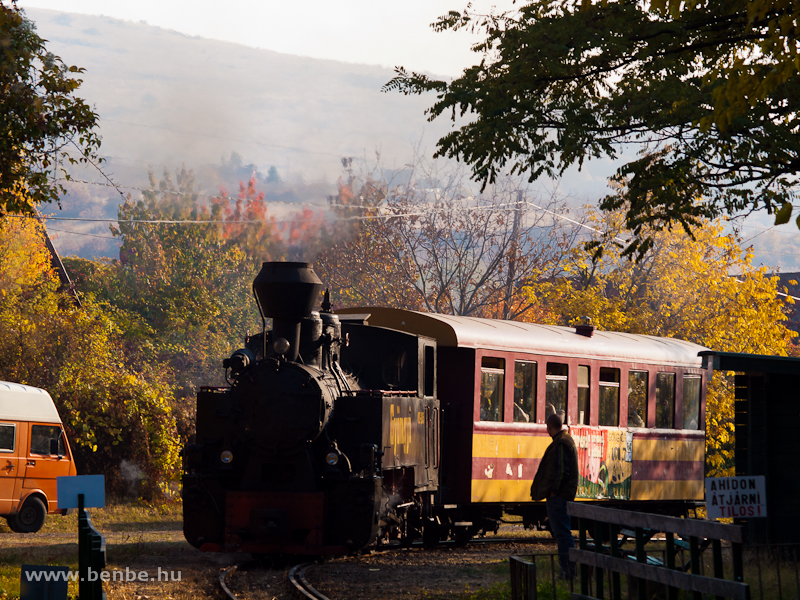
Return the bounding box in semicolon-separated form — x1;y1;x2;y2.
568;503;749;600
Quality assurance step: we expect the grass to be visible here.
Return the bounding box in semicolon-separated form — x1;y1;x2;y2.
0;500;219;600
3;505;797;600
0;500;184;535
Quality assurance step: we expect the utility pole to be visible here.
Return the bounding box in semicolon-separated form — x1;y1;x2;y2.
502;190;523;320
34;213;81;307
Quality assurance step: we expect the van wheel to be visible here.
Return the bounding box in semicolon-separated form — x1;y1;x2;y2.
12;497;46;533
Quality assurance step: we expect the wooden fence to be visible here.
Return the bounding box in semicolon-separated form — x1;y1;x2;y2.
567;503;749;600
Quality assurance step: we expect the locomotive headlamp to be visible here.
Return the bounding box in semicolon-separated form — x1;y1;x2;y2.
325;451;340;466
273;337;291;356
220;450;233;464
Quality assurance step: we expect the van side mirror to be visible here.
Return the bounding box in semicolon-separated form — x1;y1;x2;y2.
49;438;60;456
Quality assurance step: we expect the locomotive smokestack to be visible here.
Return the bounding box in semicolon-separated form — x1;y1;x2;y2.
253;262;323;361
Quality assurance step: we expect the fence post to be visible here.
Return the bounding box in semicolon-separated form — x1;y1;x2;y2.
609;522;620;600
689;536;702;600
594;519;605;600
666;532;679;600
78;493;106;600
635;526;646;600
579;517;590;597
510;556;537;600
713;539;725;600
528;557;537;600
510;556;520;600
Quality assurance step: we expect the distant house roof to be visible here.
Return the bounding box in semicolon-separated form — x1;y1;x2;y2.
337;307;708;368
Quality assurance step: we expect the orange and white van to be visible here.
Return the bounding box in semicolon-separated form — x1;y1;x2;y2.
0;380;76;532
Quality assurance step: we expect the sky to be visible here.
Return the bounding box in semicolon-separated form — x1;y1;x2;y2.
15;0;800;272
16;0;516;77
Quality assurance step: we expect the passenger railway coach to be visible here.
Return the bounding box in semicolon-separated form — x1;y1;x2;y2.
338;307;709;530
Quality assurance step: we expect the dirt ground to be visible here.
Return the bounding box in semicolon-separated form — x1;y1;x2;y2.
0;509;557;600
229;534;559;600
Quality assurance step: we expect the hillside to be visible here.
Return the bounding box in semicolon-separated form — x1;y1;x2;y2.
25;8;452;258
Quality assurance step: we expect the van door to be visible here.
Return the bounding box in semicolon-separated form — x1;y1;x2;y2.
0;421;20;514
24;424;70;513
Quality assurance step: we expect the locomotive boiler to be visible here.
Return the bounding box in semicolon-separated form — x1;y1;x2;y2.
182;262;440;555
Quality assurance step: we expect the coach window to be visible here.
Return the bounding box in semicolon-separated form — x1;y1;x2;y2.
545;363;568;422
628;371;648;428
0;423;14;452
577;366;590;425
599;368;620;426
514;361;537;423
480;357;505;422
683;375;702;430
655;372;676;429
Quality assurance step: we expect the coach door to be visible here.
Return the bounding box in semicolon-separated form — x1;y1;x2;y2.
424;406;440;485
23;423;70;512
0;421;21;514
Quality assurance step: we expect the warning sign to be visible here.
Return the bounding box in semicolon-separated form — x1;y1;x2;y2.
705;476;766;519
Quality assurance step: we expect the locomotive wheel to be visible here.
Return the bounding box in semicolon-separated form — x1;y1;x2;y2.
453;527;472;546
10;497;46;533
422;518;441;548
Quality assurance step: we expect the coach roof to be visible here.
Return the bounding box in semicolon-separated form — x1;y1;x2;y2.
0;380;62;424
339;307;708;368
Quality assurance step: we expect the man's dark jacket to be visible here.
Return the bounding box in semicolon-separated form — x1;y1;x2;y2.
530;429;579;501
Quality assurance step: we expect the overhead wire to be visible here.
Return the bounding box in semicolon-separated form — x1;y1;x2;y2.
21;172;800;301
47;228;117;240
43;175;800;251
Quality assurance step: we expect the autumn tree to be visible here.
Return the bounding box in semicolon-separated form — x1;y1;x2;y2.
0;216;179;497
67;167;327;440
316;156;579;318
530;203;796;475
386;0;800;255
0;3;101;215
314;162;424;311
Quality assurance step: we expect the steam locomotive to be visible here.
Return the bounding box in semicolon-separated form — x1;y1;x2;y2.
182;262;709;556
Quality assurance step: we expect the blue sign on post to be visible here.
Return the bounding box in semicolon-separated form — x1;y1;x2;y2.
57;475;105;509
56;475;107;600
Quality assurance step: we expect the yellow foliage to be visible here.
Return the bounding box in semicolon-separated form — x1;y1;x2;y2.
0;217;52;296
522;207;795;476
0;216;180;496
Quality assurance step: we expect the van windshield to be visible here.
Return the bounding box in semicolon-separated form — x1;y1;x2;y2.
30;425;65;456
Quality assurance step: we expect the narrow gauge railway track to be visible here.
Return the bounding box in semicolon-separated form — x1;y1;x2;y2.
289;563;331;600
219;534;556;600
219;564;240;600
219;559;331;600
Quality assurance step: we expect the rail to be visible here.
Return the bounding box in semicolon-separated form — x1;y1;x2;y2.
288;562;331;600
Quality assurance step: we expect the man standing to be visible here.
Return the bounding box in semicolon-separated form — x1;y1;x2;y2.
530;413;579;579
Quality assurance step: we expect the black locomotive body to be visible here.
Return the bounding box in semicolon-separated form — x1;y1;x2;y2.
182;262;439;555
